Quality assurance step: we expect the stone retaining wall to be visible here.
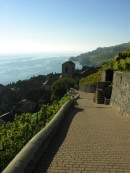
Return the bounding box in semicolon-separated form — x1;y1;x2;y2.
110;71;130;118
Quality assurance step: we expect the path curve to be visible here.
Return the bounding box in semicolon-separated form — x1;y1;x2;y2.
34;91;130;173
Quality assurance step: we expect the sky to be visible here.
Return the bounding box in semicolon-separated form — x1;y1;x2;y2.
0;0;130;55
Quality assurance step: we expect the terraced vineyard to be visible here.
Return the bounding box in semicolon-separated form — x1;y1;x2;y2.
0;95;71;171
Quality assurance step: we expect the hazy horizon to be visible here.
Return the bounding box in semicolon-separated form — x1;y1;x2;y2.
0;51;80;58
0;0;130;55
0;55;83;85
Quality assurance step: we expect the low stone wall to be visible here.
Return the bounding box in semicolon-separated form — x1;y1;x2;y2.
110;71;130;118
67;88;80;99
2;97;77;173
79;85;96;93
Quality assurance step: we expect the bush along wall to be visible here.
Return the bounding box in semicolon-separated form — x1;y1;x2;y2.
0;94;71;171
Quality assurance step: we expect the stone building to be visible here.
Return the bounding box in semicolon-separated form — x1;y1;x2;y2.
62;61;75;77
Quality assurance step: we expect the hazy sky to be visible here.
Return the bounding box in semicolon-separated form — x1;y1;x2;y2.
0;0;130;54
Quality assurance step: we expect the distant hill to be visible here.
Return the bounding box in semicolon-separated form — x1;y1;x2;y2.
80;48;130;86
69;42;130;66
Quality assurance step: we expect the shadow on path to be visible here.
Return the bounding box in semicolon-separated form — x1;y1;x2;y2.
34;105;83;173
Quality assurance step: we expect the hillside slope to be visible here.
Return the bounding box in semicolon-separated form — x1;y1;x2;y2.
70;42;130;66
80;49;130;86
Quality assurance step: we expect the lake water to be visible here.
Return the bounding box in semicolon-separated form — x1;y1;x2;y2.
0;54;82;85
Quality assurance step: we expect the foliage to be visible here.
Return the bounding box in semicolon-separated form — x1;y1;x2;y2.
7;75;46;91
0;75;47;114
126;57;130;70
0;85;19;114
0;94;71;171
113;61;119;70
79;51;130;86
122;48;130;54
80;70;102;85
51;78;76;101
119;59;126;70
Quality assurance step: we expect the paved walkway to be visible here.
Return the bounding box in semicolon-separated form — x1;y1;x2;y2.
34;92;130;173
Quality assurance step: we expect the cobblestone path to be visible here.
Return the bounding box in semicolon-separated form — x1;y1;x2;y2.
34;92;130;173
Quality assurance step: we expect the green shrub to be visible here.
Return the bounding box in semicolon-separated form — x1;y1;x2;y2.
79;53;130;86
126;57;130;70
113;61;119;70
51;78;76;101
0;94;71;171
119;59;126;70
80;70;102;86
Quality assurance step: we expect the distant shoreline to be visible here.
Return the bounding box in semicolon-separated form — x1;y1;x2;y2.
0;55;82;85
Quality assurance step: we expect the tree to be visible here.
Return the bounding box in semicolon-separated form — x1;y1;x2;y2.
51;78;75;101
119;59;126;70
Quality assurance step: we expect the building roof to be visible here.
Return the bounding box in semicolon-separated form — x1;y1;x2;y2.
62;61;75;65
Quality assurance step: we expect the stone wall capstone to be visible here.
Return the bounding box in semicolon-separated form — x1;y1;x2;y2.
110;71;130;118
